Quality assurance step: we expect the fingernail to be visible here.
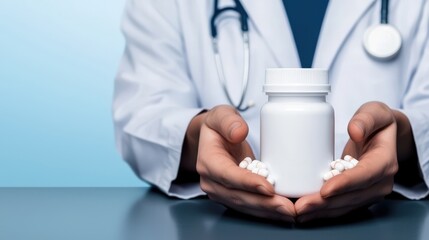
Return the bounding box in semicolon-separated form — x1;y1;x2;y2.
229;122;241;139
256;185;272;196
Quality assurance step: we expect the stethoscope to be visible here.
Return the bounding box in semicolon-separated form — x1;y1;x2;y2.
210;0;402;111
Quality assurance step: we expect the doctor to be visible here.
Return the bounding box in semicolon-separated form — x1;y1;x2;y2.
113;0;429;222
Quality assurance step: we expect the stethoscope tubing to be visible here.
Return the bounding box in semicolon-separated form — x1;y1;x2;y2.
211;0;398;112
211;0;252;111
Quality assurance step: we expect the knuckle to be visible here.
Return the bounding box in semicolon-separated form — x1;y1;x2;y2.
355;112;374;127
389;161;399;177
195;161;207;176
199;179;210;194
384;157;398;177
206;105;239;131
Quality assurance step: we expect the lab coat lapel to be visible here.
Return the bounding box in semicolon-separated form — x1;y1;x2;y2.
313;0;376;69
241;0;300;67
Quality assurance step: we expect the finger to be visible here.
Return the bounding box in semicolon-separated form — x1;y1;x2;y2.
208;161;274;196
205;105;248;144
324;124;397;197
233;205;296;223
341;139;359;160
348;101;395;143
202;178;296;221
296;177;392;216
197;125;272;195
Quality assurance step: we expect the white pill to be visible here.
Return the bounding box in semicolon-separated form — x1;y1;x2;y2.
243;157;252;164
323;171;334;181
351;159;359;166
330;159;342;169
252;160;261;165
251;167;259;174
266;175;275;185
340;160;354;170
246;163;256;171
334;162;345;172
344;155;353;161
324;169;341;181
256;162;267;169
239;160;249;169
257;168;269;178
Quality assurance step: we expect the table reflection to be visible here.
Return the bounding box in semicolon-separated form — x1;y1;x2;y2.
0;188;427;240
124;188;429;240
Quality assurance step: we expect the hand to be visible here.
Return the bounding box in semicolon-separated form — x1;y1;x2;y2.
295;101;399;223
195;105;296;222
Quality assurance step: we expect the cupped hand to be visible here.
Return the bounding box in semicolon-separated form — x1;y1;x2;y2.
295;101;399;223
196;105;296;222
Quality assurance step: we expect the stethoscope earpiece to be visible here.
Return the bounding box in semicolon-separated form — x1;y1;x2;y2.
363;24;402;60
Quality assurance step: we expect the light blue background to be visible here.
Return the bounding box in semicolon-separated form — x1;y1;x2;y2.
0;0;146;186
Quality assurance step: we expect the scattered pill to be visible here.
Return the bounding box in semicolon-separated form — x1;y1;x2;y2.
257;168;269;178
323;171;334;181
324;156;361;181
323;169;341;181
330;159;346;172
243;157;252;164
251;167;259;174
256;162;266;169
246;163;256;171
330;159;342;168
267;175;275;185
340;160;354;170
334;162;345;172
239;160;249;169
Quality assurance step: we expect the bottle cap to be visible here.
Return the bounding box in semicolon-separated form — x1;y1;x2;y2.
264;68;330;93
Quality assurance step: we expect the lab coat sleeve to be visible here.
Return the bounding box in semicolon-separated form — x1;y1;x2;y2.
394;1;429;200
113;0;205;199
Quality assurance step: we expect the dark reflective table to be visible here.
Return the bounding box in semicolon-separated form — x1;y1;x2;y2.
1;188;428;240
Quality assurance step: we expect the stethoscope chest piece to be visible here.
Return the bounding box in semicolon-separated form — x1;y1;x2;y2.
363;24;402;60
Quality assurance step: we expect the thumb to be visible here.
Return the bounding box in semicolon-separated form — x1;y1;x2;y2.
205;105;248;144
348;101;395;143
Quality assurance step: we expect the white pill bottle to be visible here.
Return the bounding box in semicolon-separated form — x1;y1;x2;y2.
261;68;334;198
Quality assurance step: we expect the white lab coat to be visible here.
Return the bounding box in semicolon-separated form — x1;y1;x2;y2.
113;0;429;199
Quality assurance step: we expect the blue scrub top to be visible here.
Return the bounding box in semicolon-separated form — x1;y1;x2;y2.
282;0;329;68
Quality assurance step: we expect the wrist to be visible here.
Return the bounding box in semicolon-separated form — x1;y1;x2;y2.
392;109;422;186
176;110;208;182
392;110;417;162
